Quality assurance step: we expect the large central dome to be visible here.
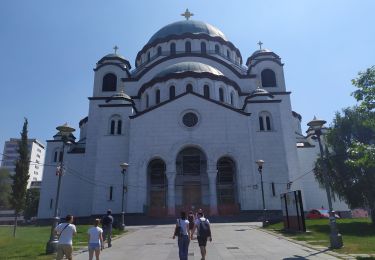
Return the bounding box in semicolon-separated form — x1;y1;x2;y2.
148;20;228;44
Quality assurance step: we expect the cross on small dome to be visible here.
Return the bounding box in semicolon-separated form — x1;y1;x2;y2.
181;8;194;20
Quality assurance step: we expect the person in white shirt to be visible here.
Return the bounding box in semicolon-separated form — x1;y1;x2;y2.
172;211;190;260
87;219;104;260
55;214;77;260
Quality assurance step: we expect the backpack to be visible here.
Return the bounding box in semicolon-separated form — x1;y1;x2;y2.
102;215;112;226
199;219;211;238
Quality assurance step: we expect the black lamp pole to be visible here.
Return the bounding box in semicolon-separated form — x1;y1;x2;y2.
256;160;268;227
307;117;343;249
46;123;75;254
120;162;128;231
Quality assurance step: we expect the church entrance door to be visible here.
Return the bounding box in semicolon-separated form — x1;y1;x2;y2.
175;147;208;214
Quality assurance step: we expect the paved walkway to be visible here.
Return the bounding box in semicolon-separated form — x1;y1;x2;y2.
74;223;342;260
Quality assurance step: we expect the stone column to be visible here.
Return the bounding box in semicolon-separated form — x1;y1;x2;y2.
166;171;176;216
207;170;218;215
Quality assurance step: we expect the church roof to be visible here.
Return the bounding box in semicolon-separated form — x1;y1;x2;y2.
148;20;227;44
156;61;223;78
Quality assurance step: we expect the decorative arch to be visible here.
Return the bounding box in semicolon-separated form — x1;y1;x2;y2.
216;156;239;214
147;159;167;216
169;85;176;99
170;42;176;55
155;89;161;104
259;111;273;131
201;42;207;53
261;69;277;87
102;73;117;92
175;146;208;211
185;41;191;53
219;87;225;102
186;83;193;93
203;84;210;99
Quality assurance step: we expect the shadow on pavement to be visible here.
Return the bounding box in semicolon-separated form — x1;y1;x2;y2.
283;248;331;260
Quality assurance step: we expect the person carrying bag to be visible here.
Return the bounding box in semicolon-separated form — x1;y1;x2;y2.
172;211;190;260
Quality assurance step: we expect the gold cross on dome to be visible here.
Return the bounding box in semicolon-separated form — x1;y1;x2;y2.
113;45;119;54
181;8;194;20
257;41;263;50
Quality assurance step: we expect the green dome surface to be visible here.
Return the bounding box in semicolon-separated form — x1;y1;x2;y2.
148;20;227;44
156;61;223;78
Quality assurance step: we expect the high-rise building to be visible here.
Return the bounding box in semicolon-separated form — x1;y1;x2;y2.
1;138;45;189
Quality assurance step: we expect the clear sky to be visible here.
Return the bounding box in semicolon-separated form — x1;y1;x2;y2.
0;0;374;149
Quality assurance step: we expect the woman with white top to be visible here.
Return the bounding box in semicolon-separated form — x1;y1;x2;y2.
172;211;190;260
87;219;104;260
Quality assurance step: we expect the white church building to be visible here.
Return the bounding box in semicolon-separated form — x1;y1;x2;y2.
38;12;348;221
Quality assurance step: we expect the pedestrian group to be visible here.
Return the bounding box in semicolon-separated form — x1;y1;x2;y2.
173;209;212;260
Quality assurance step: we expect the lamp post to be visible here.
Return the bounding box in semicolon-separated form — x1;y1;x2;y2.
120;162;129;231
256;159;268;227
307;116;343;249
46;123;75;254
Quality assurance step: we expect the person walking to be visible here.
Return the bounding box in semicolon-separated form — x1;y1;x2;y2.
55;214;77;260
172;211;190;260
87;219;104;260
102;209;114;248
191;212;212;260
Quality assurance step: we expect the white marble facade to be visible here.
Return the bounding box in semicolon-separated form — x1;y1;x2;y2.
38;17;348;219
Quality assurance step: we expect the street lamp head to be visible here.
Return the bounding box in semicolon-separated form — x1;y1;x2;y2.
56;123;75;137
120;162;129;171
307;116;326;131
256;159;264;167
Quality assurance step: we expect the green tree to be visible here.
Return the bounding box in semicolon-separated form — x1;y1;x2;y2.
23;188;40;221
0;169;12;209
10;118;30;237
314;66;375;225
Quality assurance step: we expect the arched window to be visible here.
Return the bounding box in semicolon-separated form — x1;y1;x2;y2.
53;149;62;163
170;43;176;55
169;85;175;99
155;89;160;104
230;92;235;105
217;157;236;205
227;50;230;59
109;115;123;135
204;85;210;98
145;93;149;108
185;41;191;53
147;52;151;62
102;73;117;92
201;42;207;53
157;46;162;56
186;84;193;92
215;44;220;54
259;111;272;131
219;88;224;102
261;69;277;87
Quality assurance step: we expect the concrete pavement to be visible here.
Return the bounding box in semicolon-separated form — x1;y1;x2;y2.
74;223;343;260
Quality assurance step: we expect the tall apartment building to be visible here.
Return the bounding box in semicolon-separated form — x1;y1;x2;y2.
1;138;45;188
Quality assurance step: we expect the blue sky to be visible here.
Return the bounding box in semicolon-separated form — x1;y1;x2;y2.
0;0;374;149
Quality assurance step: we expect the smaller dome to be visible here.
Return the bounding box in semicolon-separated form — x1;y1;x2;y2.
105;90;133;105
97;53;131;69
251;48;272;56
156;61;223;78
247;87;273;100
111;90;131;100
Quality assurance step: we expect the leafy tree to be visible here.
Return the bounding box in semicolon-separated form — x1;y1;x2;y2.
24;188;40;221
10;118;30;237
352;65;375;111
0;169;12;209
314;66;375;225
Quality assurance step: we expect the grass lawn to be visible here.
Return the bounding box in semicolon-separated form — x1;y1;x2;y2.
0;225;125;260
266;218;375;255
